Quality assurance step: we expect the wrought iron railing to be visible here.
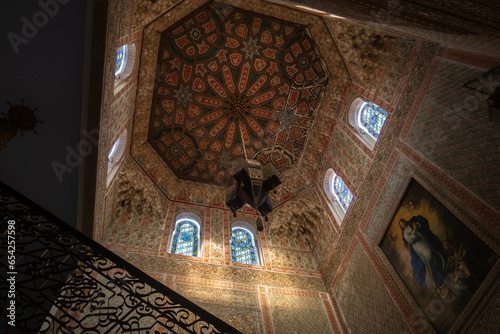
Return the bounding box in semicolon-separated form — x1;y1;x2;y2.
0;182;242;334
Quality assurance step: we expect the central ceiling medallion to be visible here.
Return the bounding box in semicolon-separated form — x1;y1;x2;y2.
148;1;329;185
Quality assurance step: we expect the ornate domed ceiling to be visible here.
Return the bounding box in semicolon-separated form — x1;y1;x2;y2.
147;2;329;185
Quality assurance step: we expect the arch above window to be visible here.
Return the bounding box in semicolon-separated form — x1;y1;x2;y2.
323;168;353;225
231;221;260;265
170;212;202;257
348;98;388;149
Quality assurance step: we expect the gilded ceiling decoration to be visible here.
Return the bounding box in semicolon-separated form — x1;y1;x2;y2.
148;1;329;185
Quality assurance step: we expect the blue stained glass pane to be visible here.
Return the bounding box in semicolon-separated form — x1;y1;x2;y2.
171;220;198;257
115;45;127;76
359;102;388;139
333;175;353;212
231;228;257;265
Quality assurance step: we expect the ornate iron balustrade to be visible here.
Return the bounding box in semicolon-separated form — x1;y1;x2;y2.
0;182;242;334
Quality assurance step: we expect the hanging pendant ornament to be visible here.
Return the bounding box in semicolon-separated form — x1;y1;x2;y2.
225;121;281;230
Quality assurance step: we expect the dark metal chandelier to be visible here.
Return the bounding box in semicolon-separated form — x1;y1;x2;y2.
225;123;281;231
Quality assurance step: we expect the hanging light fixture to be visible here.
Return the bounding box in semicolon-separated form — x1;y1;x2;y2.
225;122;281;230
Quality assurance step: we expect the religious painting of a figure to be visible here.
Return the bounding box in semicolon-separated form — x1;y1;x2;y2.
379;179;498;333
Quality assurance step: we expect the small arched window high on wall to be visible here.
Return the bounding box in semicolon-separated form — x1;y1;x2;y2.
106;129;128;186
170;213;202;257
231;222;260;265
348;98;388;149
115;43;136;82
323;168;353;225
332;173;353;212
115;45;128;77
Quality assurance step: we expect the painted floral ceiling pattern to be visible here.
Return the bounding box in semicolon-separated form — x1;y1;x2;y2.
148;1;329;185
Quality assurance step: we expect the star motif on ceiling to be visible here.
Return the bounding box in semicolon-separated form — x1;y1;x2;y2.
147;2;329;185
242;38;261;59
279;107;297;130
173;85;192;106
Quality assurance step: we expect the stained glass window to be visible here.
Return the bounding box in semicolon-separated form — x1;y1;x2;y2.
231;228;257;265
332;175;353;212
108;139;120;165
358;102;388;139
171;220;199;257
115;45;128;77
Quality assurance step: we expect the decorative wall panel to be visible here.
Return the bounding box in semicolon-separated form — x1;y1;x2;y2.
334;244;410;333
268;188;328;250
211;208;225;261
363;155;412;244
406;59;500;211
115;250;326;291
268;248;318;272
325;20;396;94
268;293;333;334
312;215;337;268
110;79;137;144
173;282;263;334
104;224;164;251
118;0;134;39
377;38;418;104
265;229;310;251
327;126;370;188
468;288;500;333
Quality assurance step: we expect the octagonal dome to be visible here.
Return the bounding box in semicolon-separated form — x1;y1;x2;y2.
148;1;329;185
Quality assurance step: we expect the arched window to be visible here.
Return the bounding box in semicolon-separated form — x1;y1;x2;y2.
170;212;202;257
115;43;136;82
230;221;260;265
348;98;388;149
108;139;120;165
107;129;128;186
358;102;388;139
332;174;353;212
323;168;353;225
115;45;128;77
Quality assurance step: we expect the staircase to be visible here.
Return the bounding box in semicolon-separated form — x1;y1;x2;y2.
0;182;241;334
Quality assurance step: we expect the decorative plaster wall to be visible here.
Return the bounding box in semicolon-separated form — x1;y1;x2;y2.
172;282;263;334
268;188;327;248
328;126;371;188
268;292;333;334
334;244;411;333
118;0;134;38
116;250;326;291
325;20;396;94
109;80;137;145
362;155;412;245
210;208;225;262
405;59;500;211
103;156;170;251
312;210;337;268
468;287;500;333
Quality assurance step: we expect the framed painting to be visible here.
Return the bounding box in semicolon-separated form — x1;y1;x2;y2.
379;178;498;333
